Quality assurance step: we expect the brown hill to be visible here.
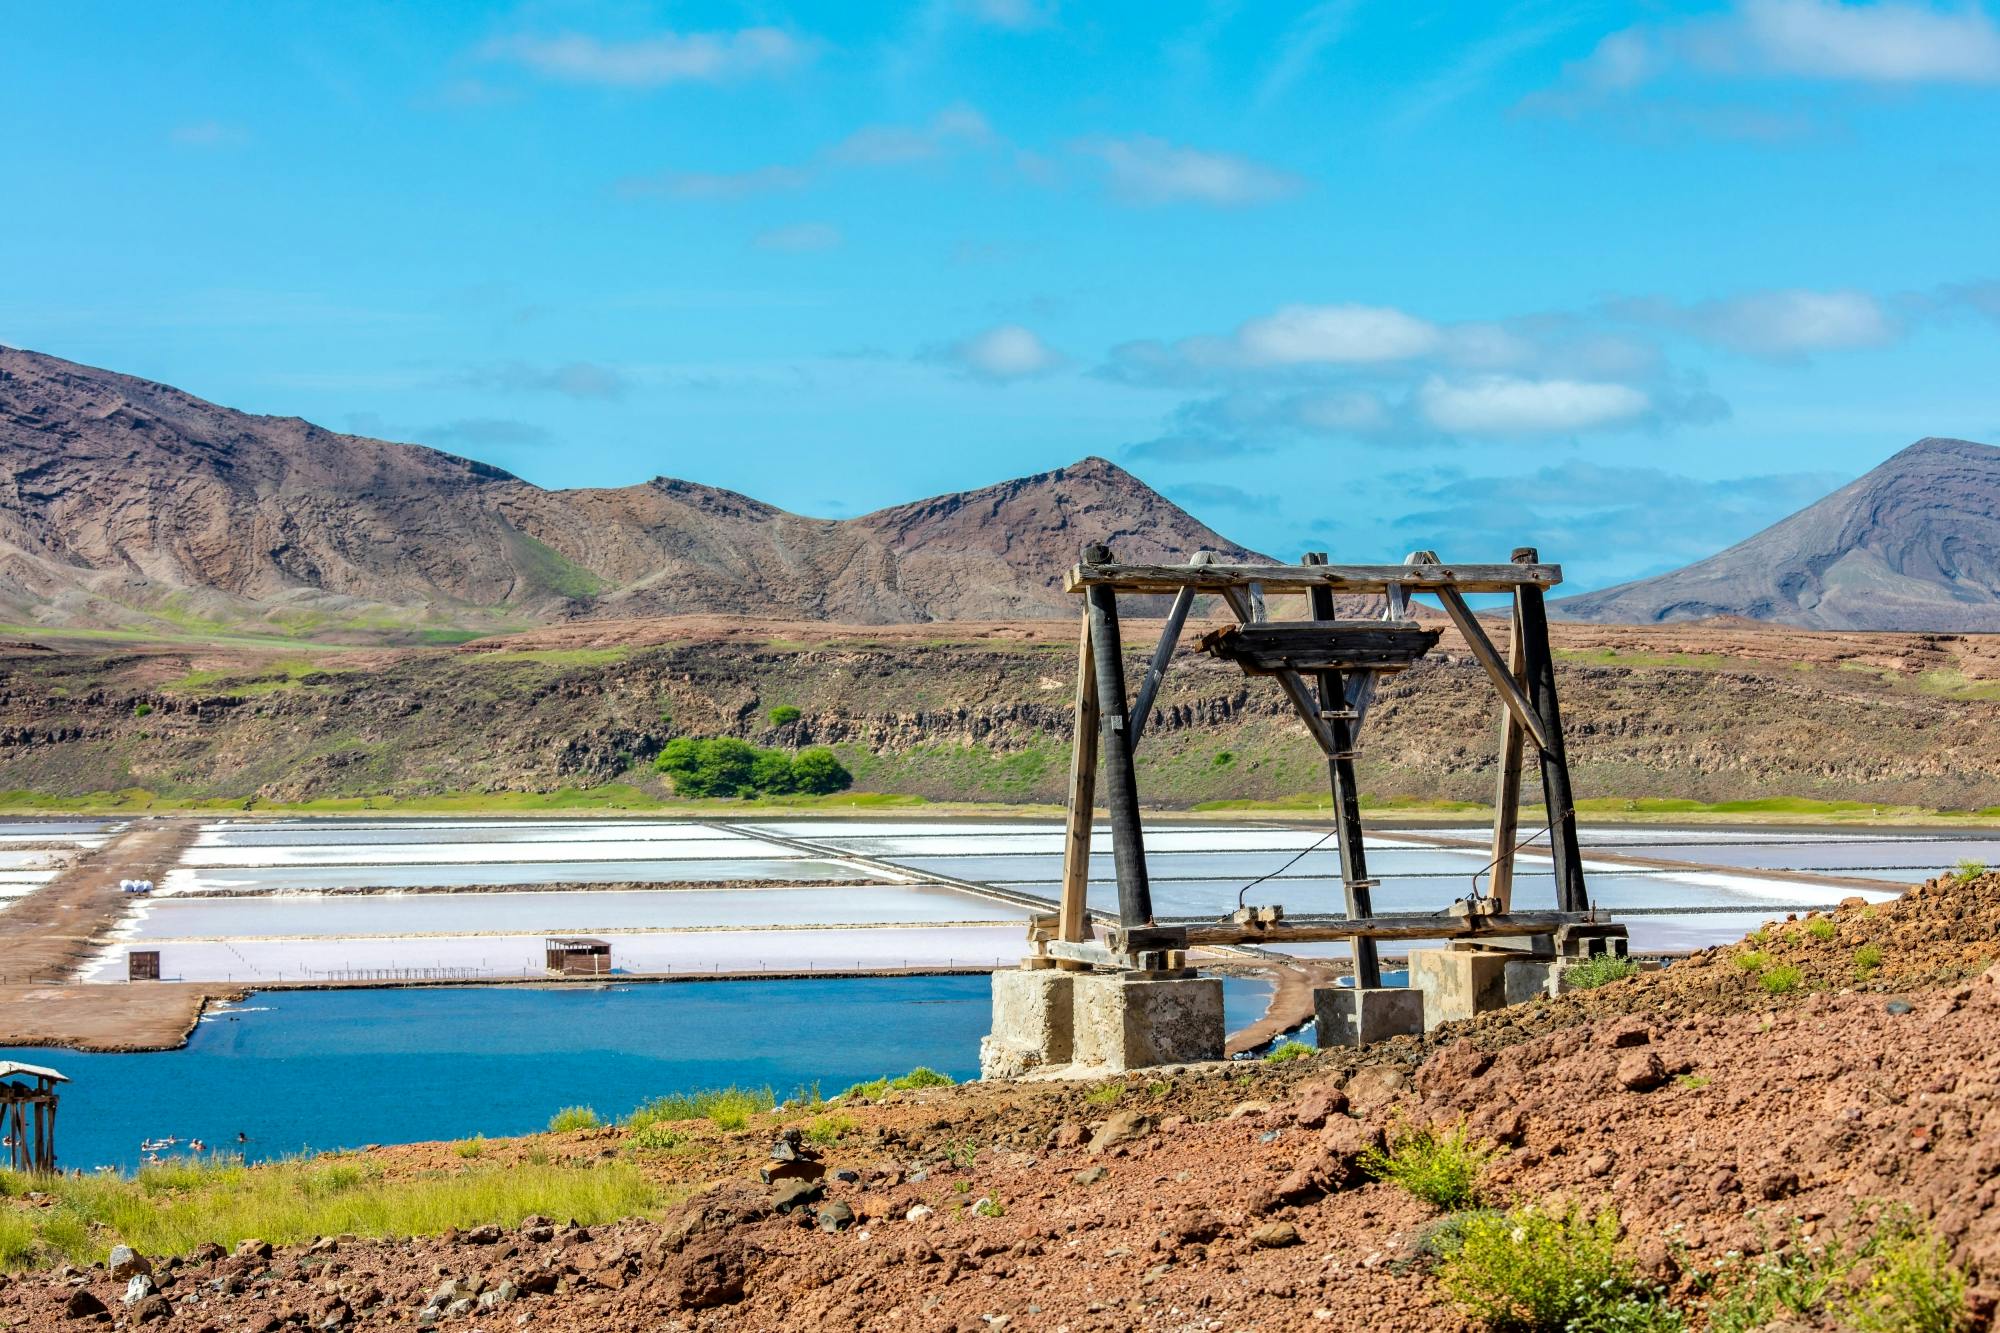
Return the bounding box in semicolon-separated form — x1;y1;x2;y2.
1556;437;2000;630
0;347;1262;638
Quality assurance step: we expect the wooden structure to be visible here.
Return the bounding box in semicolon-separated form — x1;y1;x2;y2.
127;949;161;981
544;937;612;976
1037;544;1601;975
0;1062;64;1173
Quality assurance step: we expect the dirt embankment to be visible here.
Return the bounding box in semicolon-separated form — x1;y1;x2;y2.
3;616;1998;811
1;874;1996;1329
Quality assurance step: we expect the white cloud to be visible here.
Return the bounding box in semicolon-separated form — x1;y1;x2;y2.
480;28;808;87
1255;1;1361;110
754;222;844;253
947;324;1064;380
1073;135;1303;207
832;105;993;165
1289;389;1396;433
1237;303;1443;365
1417;375;1653;435
1617;288;1900;358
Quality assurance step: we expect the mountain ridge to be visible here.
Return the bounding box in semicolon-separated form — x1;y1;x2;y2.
0;346;1264;639
1556;436;2000;631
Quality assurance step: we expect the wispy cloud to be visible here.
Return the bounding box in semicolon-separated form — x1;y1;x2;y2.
1609;288;1901;360
1071;135;1303;207
831;104;994;164
618;105;995;202
754;222;844;253
957;0;1059;31
1415;374;1652;435
424;417;555;449
937;324;1065;380
1254;1;1361;111
452;361;628;399
1392;9;1585;131
479;28;809;88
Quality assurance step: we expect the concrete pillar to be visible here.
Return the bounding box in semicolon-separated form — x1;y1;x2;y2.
1070;973;1224;1073
1408;948;1512;1030
979;967;1076;1080
1313;986;1424;1047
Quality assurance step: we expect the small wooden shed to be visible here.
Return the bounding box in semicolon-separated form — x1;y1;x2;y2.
128;950;162;981
0;1061;64;1173
544;937;612;976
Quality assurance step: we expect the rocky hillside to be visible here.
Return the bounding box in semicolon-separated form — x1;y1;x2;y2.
3;617;1997;811
1557;437;2000;630
0;348;1261;638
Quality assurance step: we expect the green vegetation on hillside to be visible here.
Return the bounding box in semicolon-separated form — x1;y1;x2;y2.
654;738;852;798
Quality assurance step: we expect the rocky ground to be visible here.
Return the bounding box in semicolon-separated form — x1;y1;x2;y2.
1;872;1997;1330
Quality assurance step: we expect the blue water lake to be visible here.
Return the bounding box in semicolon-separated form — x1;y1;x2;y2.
5;974;1273;1172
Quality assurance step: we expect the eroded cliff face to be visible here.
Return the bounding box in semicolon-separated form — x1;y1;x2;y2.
0;348;1265;636
1;620;1994;810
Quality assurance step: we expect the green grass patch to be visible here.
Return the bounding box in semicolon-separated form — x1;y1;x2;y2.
467;647;630;668
625;1086;775;1132
0;1157;657;1270
453;1136;485;1160
804;1114;857;1147
1854;942;1885;978
626;1123;688;1153
1264;1041;1315;1063
505;532;605;600
1733;950;1771;974
1760;965;1804;995
162;658;351;696
1437;1202;1682;1331
1360;1119;1498;1211
838;1067;954;1101
1082;1084;1124;1108
1564;954;1641;989
1954;859;1987;883
1709;1211;1966;1333
1805;916;1837;941
546;1105;600;1132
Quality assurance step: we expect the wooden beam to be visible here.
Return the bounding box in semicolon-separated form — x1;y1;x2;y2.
1128;552;1213;746
1217;588;1342;757
1200;621;1441;674
1066;560;1563;596
1058;608;1099;946
1305;552;1380;989
1117;911;1590;949
1514;546;1588;913
1083;545;1155;928
1488;597;1528;912
1432;585;1553;753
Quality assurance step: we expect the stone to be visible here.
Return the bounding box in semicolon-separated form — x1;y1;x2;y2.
108;1246;152;1280
1342;1065;1408;1115
1886;1000;1913;1015
1314;986;1424;1048
1603;1019;1651;1049
906;1205;935;1223
64;1288;107;1319
234;1239;273;1260
1074;1166;1108;1185
1227;1101;1272;1120
1070;973;1224;1073
980;968;1076;1080
1249;1222;1301;1249
832;1168;860;1184
1503;958;1559;1005
462;1224;502;1245
1087;1110;1150;1155
131;1294;173;1323
1292;1083;1349;1129
1316;1118;1385;1187
817;1202;855;1232
1048;1122;1084;1151
444;1298;476;1318
1616;1051;1668;1092
773;1178;826;1214
123;1274;156;1304
1408;949;1512;1030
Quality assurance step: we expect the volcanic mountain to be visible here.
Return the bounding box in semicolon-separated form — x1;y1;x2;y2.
1556;437;2000;631
0;347;1263;638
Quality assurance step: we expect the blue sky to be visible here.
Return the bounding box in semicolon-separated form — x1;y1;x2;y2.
5;0;1999;593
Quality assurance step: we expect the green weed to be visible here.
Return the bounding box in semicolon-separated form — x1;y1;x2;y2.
1360;1119;1498;1211
626;1123;687;1153
1733;950;1770;974
1083;1084;1124;1108
1760;965;1804;995
1854;943;1885;978
1438;1202;1682;1332
1565;954;1642;989
625;1086;774;1132
804;1114;856;1147
1264;1041;1315;1063
1805;916;1837;941
546;1106;600;1133
453;1136;485;1160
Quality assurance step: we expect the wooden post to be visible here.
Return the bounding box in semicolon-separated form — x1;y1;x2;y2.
1513;546;1587;912
1128;550;1213;747
1305;553;1381;989
1082;544;1154;930
1488;597;1528;911
1057;609;1099;947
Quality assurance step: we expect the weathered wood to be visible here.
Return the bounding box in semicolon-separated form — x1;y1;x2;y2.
1058;609;1099;945
1083;545;1154;929
1199;621;1441;674
1247;581;1268;623
1216;589;1342;757
1066;560;1563;596
1116;911;1590;949
1514;546;1588;913
1488;598;1528;911
1431;587;1552;752
1129;553;1212;746
1305;552;1380;989
1045;938;1118;967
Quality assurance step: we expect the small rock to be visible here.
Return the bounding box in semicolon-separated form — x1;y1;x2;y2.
905;1205;934;1223
1073;1166;1108;1185
1585;1152;1615;1178
1258;1129;1281;1143
131;1294;173;1323
1342;1065;1407;1114
817;1202;855;1232
1049;1122;1085;1151
462;1225;502;1245
773;1178;826;1214
1616;1050;1668;1092
64;1288;107;1319
1886;1000;1913;1015
108;1246;152;1280
832;1168;860;1184
123;1274;156;1305
1227;1101;1272;1121
1086;1111;1150;1155
1603;1019;1651;1049
971;1197;1003;1218
1249;1222;1301;1249
234;1238;273;1260
444;1297;476;1318
1292;1085;1349;1130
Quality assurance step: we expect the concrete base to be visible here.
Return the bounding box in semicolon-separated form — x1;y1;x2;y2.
978;967;1075;1081
1313;986;1425;1048
1503;958;1559;1005
1070;973;1224;1074
1408;947;1512;1031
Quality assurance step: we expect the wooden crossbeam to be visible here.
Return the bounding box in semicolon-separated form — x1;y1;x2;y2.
1066;560;1562;596
1114;911;1593;950
1200;621;1441;675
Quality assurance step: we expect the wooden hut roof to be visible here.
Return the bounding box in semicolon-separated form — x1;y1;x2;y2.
0;1061;66;1084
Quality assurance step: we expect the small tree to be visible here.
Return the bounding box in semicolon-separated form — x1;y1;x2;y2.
751;749;797;795
791;747;852;795
769;705;801;727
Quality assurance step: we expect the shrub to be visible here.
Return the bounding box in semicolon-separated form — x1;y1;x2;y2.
1854;943;1885;978
1805;916;1837;941
790;747;852;795
804;1114;856;1147
1952;859;1986;884
1360;1119;1498;1211
1083;1083;1124;1108
654;736;850;798
547;1106;600;1133
453;1136;485;1159
626;1086;774;1131
749;748;796;795
1847;1223;1968;1333
1733;950;1770;973
1760;965;1804;995
1438;1203;1681;1331
132;702;153;717
840;1076;890;1101
1265;1041;1315;1063
1709;1211;1966;1333
891;1066;954;1090
768;705;801;727
627;1122;686;1153
1565;954;1641;989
